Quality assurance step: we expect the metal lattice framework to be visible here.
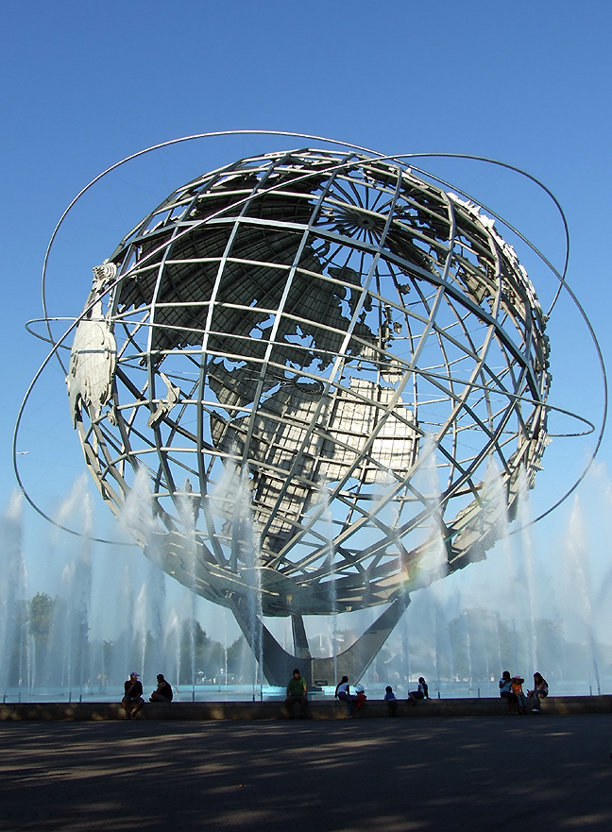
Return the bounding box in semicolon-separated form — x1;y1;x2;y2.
64;146;552;626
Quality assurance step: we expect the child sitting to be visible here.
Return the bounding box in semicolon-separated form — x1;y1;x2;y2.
384;685;398;716
354;684;367;711
511;676;528;714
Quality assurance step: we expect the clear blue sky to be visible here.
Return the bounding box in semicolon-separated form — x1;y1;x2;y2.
2;1;611;617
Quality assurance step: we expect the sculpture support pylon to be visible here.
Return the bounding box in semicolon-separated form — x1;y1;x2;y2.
229;594;410;687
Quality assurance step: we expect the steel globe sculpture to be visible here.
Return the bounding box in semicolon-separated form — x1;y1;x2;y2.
59;145;555;684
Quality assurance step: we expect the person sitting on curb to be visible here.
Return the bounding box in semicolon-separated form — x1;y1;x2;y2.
384;685;398;716
122;671;144;719
499;670;518;713
285;667;308;718
407;677;429;705
149;673;173;703
527;672;549;713
354;684;367;713
335;675;356;718
511;675;529;714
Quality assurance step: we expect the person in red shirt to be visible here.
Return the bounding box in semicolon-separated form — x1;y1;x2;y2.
354;684;367;712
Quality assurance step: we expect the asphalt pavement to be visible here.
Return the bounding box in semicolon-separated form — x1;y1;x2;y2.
1;714;612;831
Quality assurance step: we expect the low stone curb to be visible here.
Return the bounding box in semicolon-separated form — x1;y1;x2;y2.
0;695;609;721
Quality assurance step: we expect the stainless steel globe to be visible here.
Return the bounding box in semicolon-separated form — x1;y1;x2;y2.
64;147;552;682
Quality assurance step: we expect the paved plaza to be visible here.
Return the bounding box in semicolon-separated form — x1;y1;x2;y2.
1;714;612;831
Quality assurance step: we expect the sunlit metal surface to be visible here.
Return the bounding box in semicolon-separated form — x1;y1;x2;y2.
66;148;551;617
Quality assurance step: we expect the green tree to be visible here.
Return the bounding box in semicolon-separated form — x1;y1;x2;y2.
179;618;209;683
226;635;251;682
29;592;54;646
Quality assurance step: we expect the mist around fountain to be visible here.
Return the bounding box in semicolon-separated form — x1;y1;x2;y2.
210;460;264;698
1;458;611;702
0;493;27;696
298;485;339;677
378;461;612;698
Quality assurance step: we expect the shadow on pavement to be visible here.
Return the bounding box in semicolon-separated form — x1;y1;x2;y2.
1;715;611;831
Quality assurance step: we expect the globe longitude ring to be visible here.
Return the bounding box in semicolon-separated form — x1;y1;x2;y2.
16;133;606;685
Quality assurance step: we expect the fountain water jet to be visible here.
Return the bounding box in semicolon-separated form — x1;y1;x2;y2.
0;493;28;699
38;477;93;699
561;497;601;694
2;459;611;700
210;460;265;697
